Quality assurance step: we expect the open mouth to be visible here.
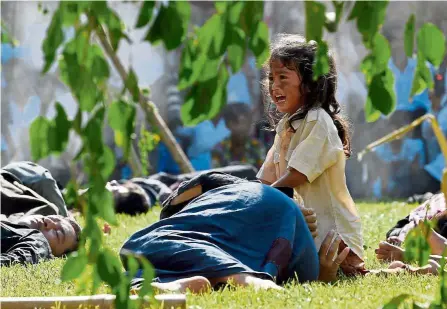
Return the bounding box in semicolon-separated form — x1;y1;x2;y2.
275;95;286;104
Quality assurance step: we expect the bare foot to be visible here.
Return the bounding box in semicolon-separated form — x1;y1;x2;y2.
150;276;211;294
210;274;283;291
387;236;402;246
375;241;405;261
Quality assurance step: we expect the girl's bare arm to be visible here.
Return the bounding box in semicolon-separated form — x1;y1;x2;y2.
271;168;308;188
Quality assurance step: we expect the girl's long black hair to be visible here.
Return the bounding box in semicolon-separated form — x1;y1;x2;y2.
262;34;352;158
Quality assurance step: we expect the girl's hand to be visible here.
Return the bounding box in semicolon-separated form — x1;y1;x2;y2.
318;230;350;283
299;206;318;238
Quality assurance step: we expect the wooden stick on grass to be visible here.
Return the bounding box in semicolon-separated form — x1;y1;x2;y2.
0;294;186;309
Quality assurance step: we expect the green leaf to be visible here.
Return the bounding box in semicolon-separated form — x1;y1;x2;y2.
371;33;391;75
145;1;191;50
382;294;411;309
78;72;98;112
364;99;382;123
126;256;140;280
417;23;446;67
108;98;134;136
42;9;64;73
404;14;416;58
60;49;98;112
215;2;229;14
227;27;246;73
138;257;155;298
348;1;388;46
126;69;140;102
91;45;110;81
84;220;103;261
59;2;84;27
248;21;270;67
61;250;88;282
107;8;125;51
83;106;105;154
75;30;90;65
411;50;435;97
91;265;102;295
72;108;83;134
29;117;51;161
178;40;196;89
227;2;245;25
313;41;330;80
135;1;155;28
208;15;227;59
197;59;220;82
404;220;432;266
305;1;326;42
97;249;123;287
108;100;136;158
48;102;71;153
239;1;264;34
181;65;229;126
361;55;374;83
367;68;396;115
178;15;222;89
99;146;116;181
93;187;117;225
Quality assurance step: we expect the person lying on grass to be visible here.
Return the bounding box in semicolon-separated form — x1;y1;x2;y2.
1;214;81;266
374;193;446;275
120;173;350;294
77;165;258;216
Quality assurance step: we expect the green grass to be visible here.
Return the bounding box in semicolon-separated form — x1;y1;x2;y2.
0;202;440;308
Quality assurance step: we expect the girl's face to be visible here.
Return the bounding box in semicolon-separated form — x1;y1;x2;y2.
269;59;304;114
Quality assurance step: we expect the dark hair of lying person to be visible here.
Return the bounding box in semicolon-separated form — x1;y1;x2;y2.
113;182;150;216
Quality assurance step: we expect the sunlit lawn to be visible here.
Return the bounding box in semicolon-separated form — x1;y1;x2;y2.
1;202;439;308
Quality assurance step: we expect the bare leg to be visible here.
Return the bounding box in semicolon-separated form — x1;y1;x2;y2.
427;229;447;256
210;273;283;291
149;276;211;294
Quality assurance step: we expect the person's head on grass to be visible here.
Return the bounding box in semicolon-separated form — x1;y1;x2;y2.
16;214;81;257
106;180;150;216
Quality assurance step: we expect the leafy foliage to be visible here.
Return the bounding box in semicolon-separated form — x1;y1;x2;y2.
33;1;447;308
305;1;330;79
178;1;269;125
138;126;160;176
145;1;191;50
411;23;446;97
403;220;432;267
404;14;415;58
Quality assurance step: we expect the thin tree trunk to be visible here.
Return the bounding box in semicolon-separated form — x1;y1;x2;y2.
94;23;194;174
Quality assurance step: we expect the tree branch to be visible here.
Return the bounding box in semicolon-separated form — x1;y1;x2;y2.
94;21;194;173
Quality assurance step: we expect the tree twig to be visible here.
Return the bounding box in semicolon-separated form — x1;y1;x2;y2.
93;20;194;174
